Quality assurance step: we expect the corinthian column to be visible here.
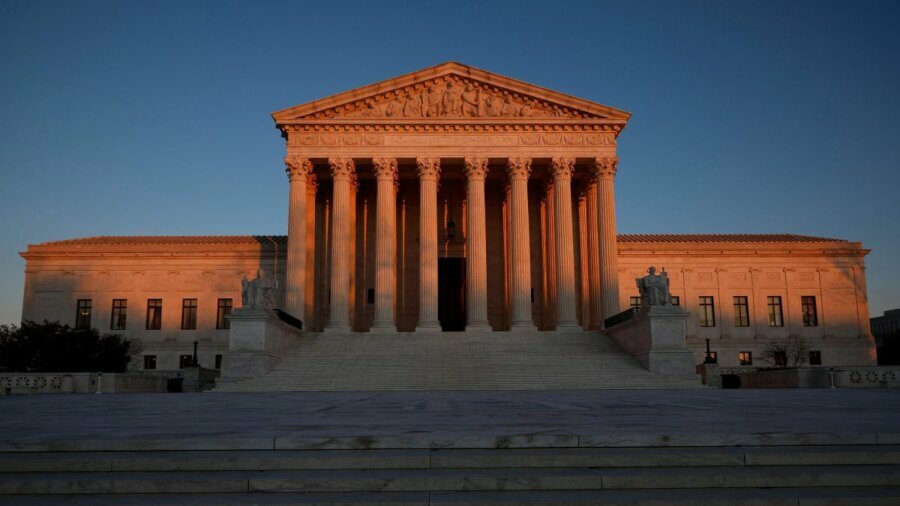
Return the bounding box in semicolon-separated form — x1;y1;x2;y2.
586;177;601;329
550;157;579;328
596;156;620;323
507;157;536;329
417;157;441;330
326;157;355;331
372;157;398;330
464;157;490;329
284;155;312;325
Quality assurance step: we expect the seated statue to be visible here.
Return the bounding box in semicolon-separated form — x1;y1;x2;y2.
636;266;672;307
240;270;276;311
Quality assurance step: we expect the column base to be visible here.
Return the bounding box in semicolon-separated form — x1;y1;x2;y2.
556;320;581;330
416;321;442;333
370;321;396;330
323;324;352;335
510;320;537;330
466;320;491;330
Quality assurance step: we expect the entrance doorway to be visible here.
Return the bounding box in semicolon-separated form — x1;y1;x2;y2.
438;258;466;331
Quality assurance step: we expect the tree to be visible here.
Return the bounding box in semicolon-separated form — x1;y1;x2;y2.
760;337;809;369
0;320;139;373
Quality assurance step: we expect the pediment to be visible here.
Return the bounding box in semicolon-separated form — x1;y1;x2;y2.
273;62;631;124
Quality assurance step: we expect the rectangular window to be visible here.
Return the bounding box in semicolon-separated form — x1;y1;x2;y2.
146;299;162;330
110;299;127;330
733;296;750;327
767;296;784;327
706;351;718;364
699;296;716;327
773;350;787;368
670;296;680;306
739;351;753;366
179;354;194;368
216;298;232;330
630;296;641;309
143;355;157;370
181;299;198;330
801;296;818;327
75;299;92;330
809;350;822;365
215;354;223;369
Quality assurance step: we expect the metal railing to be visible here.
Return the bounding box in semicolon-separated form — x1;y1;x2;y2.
604;307;641;329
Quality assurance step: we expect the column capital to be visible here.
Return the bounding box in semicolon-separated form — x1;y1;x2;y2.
416;157;441;180
506;157;532;180
464;157;489;180
285;156;313;181
594;156;619;180
328;157;356;180
550;157;576;180
372;157;398;180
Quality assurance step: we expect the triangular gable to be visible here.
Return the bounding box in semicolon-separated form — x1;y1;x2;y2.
273;62;631;123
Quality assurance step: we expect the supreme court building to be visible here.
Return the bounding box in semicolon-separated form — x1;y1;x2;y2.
19;63;877;373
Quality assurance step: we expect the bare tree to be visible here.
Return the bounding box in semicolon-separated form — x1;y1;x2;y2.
761;337;809;369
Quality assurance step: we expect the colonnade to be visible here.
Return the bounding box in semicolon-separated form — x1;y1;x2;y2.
284;156;621;332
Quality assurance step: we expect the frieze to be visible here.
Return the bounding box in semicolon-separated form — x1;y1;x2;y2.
289;132;616;147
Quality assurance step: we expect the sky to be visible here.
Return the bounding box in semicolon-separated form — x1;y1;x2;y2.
0;0;898;325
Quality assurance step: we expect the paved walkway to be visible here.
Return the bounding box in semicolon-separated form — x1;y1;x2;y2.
2;389;900;450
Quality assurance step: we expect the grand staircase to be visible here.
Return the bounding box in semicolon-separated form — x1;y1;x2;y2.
2;440;899;504
215;330;702;391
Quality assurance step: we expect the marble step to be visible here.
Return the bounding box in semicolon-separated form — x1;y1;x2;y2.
3;488;900;506
3;465;900;494
4;446;900;473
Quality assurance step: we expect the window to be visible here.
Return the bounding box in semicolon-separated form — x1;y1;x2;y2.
181;299;198;330
630;296;641;309
698;296;716;327
215;354;223;369
216;299;232;329
706;351;718;364
110;299;127;330
809;350;822;365
773;350;787;368
143;355;157;370
75;299;92;330
670;296;680;306
801;296;818;327
179;354;194;368
146;299;162;330
733;296;750;327
739;351;753;366
767;296;783;327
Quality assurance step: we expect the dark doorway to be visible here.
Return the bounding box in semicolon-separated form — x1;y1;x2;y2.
438;258;466;331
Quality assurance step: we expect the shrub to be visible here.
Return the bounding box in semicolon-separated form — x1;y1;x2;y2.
0;320;138;373
760;337;809;369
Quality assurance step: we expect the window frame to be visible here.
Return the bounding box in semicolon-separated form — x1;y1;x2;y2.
739;351;753;366
110;299;127;331
146;299;162;330
216;298;233;330
143;355;157;370
630;296;641;310
767;296;784;327
698;296;716;327
181;298;198;330
801;296;818;327
733;296;750;327
75;299;92;330
809;350;822;365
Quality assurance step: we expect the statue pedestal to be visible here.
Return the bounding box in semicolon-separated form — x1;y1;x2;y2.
605;306;698;380
218;309;302;384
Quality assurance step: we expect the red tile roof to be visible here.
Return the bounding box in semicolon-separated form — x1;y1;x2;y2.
617;234;848;243
37;234;847;246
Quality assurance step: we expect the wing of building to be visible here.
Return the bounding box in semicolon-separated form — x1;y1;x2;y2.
17;62;877;374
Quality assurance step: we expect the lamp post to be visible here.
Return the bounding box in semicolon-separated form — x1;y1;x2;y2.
704;338;713;364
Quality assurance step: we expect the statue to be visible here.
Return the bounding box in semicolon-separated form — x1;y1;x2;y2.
636;266;672;307
461;85;480;117
402;91;422;117
441;81;461;116
240;270;276;311
424;85;442;117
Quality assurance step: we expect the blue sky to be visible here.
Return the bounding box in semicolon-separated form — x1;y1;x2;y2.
1;0;898;324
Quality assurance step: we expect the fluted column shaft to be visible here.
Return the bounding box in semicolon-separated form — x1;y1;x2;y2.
464;157;490;329
417;158;441;330
305;175;318;331
372;158;398;329
507;157;536;328
285;156;312;324
327;158;355;331
586;179;602;329
596;157;620;323
551;157;579;328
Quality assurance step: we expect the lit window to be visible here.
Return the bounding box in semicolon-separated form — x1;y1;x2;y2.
809;350;822;365
801;296;818;327
216;299;232;329
767;296;783;327
733;296;750;327
699;296;716;327
181;299;198;330
111;299;127;330
146;299;162;330
143;355;157;370
75;299;92;330
706;351;718;364
739;351;753;366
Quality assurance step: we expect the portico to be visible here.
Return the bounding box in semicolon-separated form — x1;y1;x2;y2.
276;62;630;333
